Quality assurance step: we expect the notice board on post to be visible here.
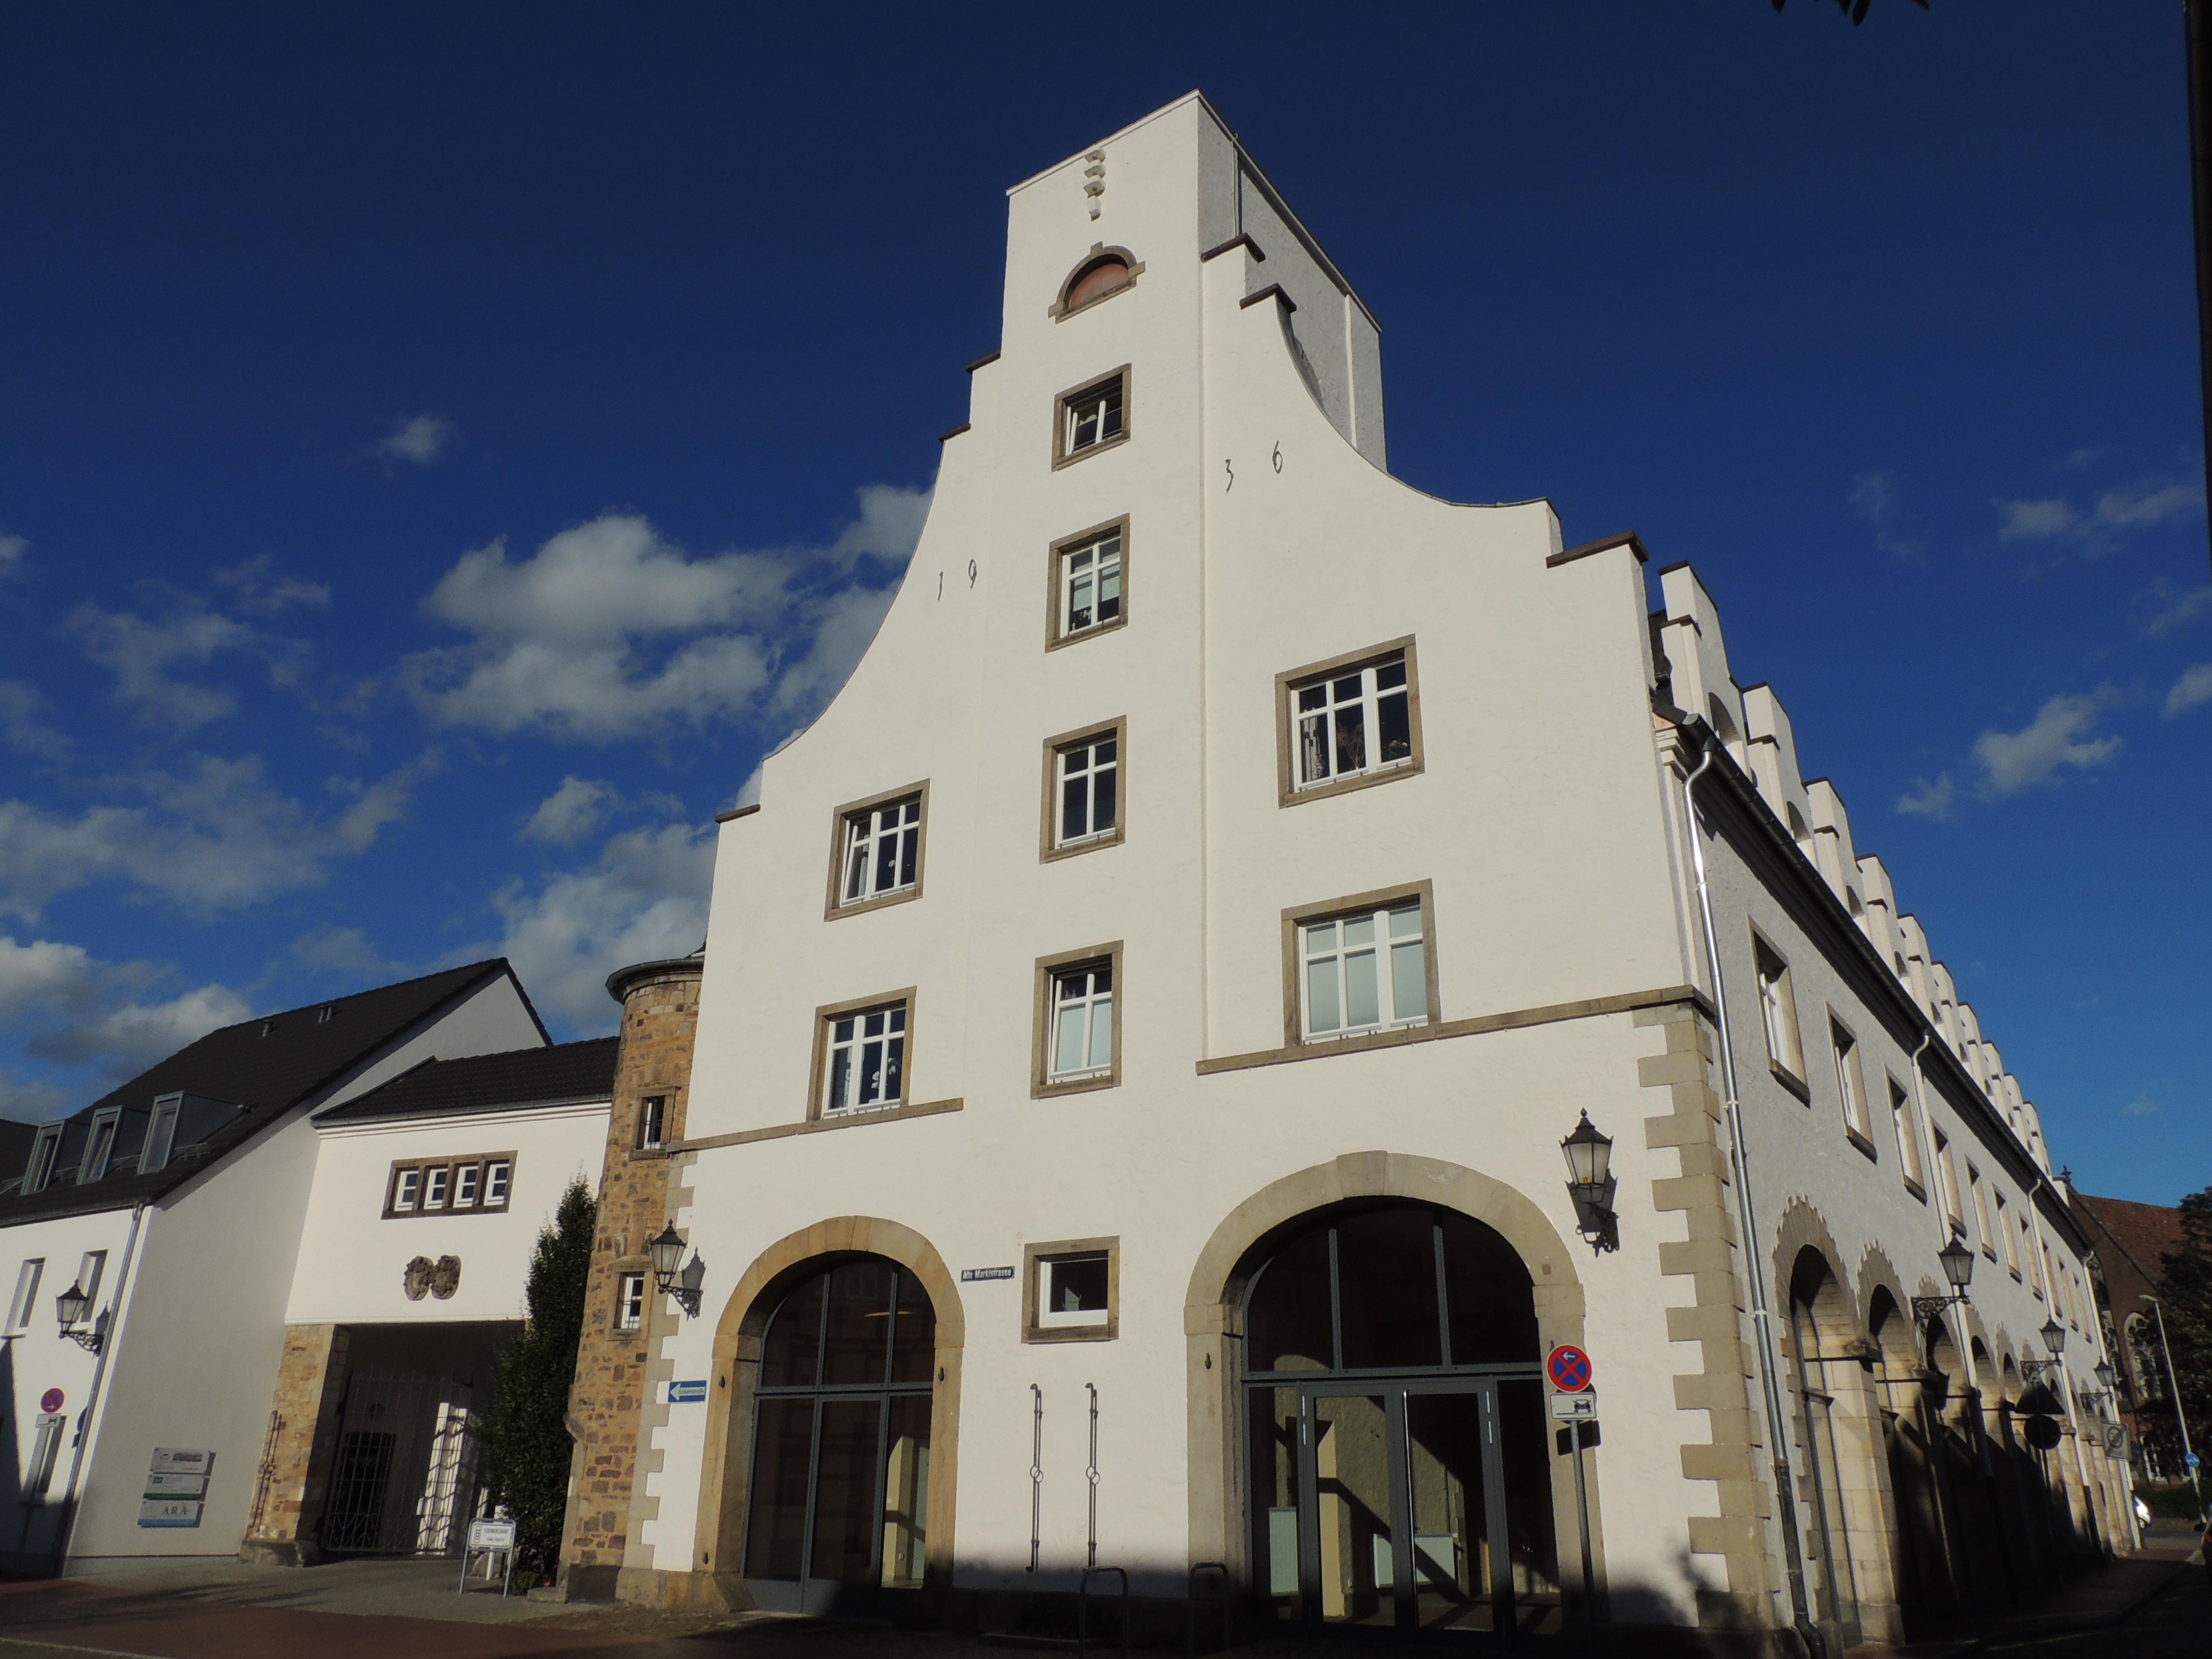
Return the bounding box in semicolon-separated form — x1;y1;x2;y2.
138;1448;212;1528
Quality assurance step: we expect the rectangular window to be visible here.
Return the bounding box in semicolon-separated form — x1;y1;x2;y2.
1023;1238;1118;1343
1042;720;1125;858
1889;1080;1926;1194
617;1273;647;1331
1968;1165;1994;1258
1830;1021;1871;1147
454;1163;481;1208
1932;1129;1962;1233
485;1160;511;1206
1031;943;1123;1098
1053;368;1129;465
79;1109;122;1184
24;1125;61;1195
638;1096;666;1151
1996;1192;2020;1276
1054;526;1123;643
142;1094;182;1174
393;1167;421;1212
1277;641;1423;804
424;1166;450;1209
1292;890;1433;1044
7;1260;43;1332
24;1414;64;1500
1753;935;1805;1082
77;1250;106;1308
385;1156;512;1217
826;784;928;917
818;997;910;1116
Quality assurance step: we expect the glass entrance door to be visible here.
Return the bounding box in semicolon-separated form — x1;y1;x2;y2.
1271;1382;1560;1636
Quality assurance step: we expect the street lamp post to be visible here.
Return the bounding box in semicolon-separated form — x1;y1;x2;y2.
2140;1293;2204;1522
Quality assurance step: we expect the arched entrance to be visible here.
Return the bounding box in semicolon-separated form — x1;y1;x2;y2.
1240;1203;1560;1636
1786;1249;1868;1649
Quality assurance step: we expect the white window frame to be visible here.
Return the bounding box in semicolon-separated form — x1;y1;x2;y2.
1022;1237;1118;1344
1289;651;1415;793
1054;733;1119;848
424;1166;450;1210
24;1124;62;1195
1830;1021;1871;1144
1298;898;1430;1043
142;1094;182;1174
1058;530;1122;640
1056;370;1127;462
617;1272;647;1331
392;1167;421;1212
454;1163;481;1208
1753;936;1804;1079
485;1160;512;1206
638;1096;666;1151
7;1260;43;1333
78;1108;122;1184
1036;1253;1111;1331
1968;1165;1994;1257
1889;1080;1926;1191
821;999;909;1117
828;786;928;916
1996;1191;2020;1275
1932;1129;1963;1233
1046;963;1115;1084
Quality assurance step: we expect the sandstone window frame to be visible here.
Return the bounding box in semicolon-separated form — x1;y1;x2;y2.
1033;942;1123;1099
1827;1013;1875;1158
1274;637;1425;808
809;989;917;1120
1751;928;1808;1098
1040;717;1126;861
616;1271;647;1332
383;1152;517;1219
1996;1190;2021;1279
6;1258;42;1333
1022;1237;1118;1344
638;1094;667;1151
1930;1128;1964;1237
1280;879;1440;1052
824;781;930;920
1045;517;1129;651
1968;1163;1996;1262
1048;244;1144;322
1051;365;1131;469
1888;1077;1926;1201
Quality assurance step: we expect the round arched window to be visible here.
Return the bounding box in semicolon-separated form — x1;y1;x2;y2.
1063;255;1131;312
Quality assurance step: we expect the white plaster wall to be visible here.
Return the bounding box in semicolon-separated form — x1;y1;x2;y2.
286;1103;609;1327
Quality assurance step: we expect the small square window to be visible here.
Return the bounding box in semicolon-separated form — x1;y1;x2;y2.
454;1164;481;1208
424;1166;450;1210
1053;369;1129;467
1047;522;1127;648
393;1167;421;1213
485;1160;512;1207
1288;889;1433;1045
1035;947;1120;1096
1275;640;1424;806
1023;1239;1118;1343
1042;720;1125;859
818;997;911;1117
617;1273;647;1331
826;785;929;917
639;1096;667;1151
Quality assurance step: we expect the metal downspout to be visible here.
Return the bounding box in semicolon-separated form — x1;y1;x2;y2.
1681;741;1823;1659
51;1201;147;1574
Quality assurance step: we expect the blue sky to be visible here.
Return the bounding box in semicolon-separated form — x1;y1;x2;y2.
0;4;2204;1203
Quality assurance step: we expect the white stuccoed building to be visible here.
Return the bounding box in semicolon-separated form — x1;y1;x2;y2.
598;94;2130;1653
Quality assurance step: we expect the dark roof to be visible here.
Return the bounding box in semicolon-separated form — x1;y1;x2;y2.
0;960;532;1226
0;1121;35;1177
2074;1192;2187;1296
319;1037;617;1124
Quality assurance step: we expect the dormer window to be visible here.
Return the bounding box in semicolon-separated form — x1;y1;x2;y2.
1050;246;1143;321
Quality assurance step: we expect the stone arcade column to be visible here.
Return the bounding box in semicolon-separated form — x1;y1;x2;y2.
238;1323;352;1564
553;950;705;1602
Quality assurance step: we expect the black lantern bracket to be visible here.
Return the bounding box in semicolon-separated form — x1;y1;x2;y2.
649;1222;705;1318
54;1281;104;1353
1560;1111;1620;1255
1911;1237;1977;1329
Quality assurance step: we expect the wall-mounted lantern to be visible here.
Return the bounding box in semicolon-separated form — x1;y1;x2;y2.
2040;1316;2067;1358
1559;1111;1619;1255
1911;1239;1975;1325
649;1222;702;1317
54;1282;102;1353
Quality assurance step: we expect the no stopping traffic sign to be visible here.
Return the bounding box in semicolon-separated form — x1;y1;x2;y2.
1546;1344;1593;1393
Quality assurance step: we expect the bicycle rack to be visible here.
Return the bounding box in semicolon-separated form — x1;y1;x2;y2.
1077;1564;1130;1659
1186;1561;1230;1655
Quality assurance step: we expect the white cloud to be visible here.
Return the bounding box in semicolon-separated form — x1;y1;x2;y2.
402;486;928;742
290;926;400;980
1848;470;1923;563
1971;692;2122;798
522;777;613;845
214;555;330;615
2165;663;2212;717
0;1072;70;1121
379;412;455;466
0;752;431;922
2119;1096;2159;1119
483;823;715;1031
2144;581;2212;637
0;933;248;1088
0;533;25;571
0;681;67;759
67;602;255;730
1995;478;2203;557
1895;774;1958;822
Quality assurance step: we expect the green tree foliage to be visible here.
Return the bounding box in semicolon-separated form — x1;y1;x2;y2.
2158;1185;2212;1453
479;1177;596;1585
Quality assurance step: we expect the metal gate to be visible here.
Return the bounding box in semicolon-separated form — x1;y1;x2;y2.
320;1373;481;1555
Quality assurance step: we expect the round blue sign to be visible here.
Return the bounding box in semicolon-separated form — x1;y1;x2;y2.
1546;1345;1593;1393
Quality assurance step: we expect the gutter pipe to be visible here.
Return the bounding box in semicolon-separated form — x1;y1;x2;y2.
1681;740;1823;1659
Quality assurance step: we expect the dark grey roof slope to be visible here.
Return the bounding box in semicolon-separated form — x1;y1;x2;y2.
319;1037;617;1125
0;960;536;1226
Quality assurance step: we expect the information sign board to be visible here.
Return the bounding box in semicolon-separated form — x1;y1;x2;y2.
661;1379;707;1405
150;1448;214;1475
138;1499;204;1528
144;1471;207;1499
960;1266;1015;1283
138;1449;212;1527
468;1518;517;1551
1549;1389;1598;1420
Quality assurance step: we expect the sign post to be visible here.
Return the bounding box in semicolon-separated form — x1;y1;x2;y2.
1545;1346;1598;1619
460;1517;517;1596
